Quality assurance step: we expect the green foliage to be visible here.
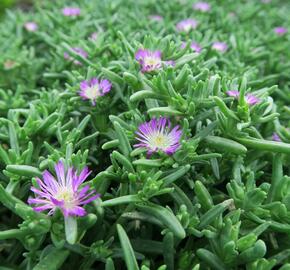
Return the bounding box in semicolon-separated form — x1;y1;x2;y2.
0;0;290;269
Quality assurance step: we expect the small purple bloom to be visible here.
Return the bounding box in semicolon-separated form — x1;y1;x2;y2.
227;90;260;105
261;0;271;3
164;60;175;67
245;94;260;105
90;32;98;41
62;7;81;17
212;42;228;52
28;161;100;217
64;47;88;65
274;27;287;36
134;117;182;155
149;15;163;22
181;41;202;53
135;49;174;72
79;78;112;105
226;90;240;98
190;42;202;53
176;19;198;33
193;2;211;12
24;22;38;32
272;133;281;142
135;49;162;72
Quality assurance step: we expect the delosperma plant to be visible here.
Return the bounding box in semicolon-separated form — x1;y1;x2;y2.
0;0;290;269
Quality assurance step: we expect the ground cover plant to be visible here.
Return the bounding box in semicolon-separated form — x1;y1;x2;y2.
0;0;290;269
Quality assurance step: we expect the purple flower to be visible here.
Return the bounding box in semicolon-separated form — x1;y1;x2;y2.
274;27;287;36
227;90;260;105
64;47;88;65
79;78;112;105
24;22;38;32
212;42;228;52
62;7;81;17
176;19;198;32
134;118;182;155
272;133;281;142
135;49;168;72
164;60;175;67
190;42;202;53
28;161;100;217
90;32;98;41
149;15;163;22
193;2;211;12
181;41;202;53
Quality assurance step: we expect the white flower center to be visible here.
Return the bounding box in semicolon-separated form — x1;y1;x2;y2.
144;56;161;67
56;188;75;209
183;24;192;32
148;133;171;150
85;85;100;100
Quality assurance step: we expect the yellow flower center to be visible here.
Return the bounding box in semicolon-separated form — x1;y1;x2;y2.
155;135;165;145
148;134;171;150
145;57;160;67
56;189;75;209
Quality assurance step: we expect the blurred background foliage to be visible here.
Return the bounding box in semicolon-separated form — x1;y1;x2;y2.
0;0;34;13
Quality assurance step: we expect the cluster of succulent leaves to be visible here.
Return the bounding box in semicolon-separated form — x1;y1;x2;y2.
0;0;290;269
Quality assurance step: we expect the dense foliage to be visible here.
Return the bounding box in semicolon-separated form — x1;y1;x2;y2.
0;0;290;269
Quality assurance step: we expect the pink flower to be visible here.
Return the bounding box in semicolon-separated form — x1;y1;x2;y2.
274;27;287;36
212;42;228;52
149;15;163;22
164;60;175;66
28;161;100;217
62;7;81;17
227;90;260;105
181;41;202;53
64;47;88;65
79;78;112;105
272;133;281;142
24;22;38;32
176;19;198;33
90;32;98;41
135;49;174;73
193;2;211;12
134;118;182;155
